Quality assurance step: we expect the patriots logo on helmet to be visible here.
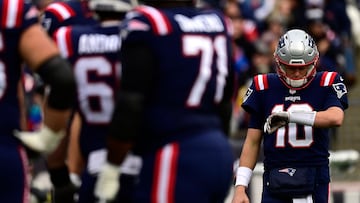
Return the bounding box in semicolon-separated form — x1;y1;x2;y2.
332;83;347;99
278;168;296;176
308;37;316;48
278;36;285;48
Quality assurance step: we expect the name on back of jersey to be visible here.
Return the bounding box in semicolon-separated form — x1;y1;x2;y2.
175;14;224;33
79;34;120;54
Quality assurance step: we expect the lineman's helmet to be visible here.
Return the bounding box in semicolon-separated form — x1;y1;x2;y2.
89;0;138;13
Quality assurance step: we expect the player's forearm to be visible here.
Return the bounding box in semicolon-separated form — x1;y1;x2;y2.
235;129;261;188
67;113;85;175
313;107;344;128
239;144;260;170
106;137;133;166
239;128;262;169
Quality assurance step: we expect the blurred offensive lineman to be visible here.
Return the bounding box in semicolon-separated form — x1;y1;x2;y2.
52;0;139;202
0;0;76;202
40;1;97;201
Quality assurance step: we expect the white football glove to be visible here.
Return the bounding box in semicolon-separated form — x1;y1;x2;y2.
14;125;65;154
264;111;289;134
264;111;317;134
95;161;121;201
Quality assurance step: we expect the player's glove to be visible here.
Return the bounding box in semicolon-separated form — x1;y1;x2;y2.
95;161;121;202
264;111;289;134
264;111;317;134
14;125;65;154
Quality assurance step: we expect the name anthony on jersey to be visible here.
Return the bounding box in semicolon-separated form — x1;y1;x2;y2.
78;34;120;54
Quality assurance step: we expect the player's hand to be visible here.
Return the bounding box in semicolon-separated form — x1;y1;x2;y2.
95;162;121;202
231;186;250;203
14;125;65;154
264;111;289;134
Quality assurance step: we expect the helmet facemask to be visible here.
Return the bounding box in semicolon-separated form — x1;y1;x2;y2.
276;62;317;89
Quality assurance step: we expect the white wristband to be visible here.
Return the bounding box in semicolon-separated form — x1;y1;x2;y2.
235;167;253;187
289;111;316;126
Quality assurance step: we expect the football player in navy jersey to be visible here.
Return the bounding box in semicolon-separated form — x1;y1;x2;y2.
39;0;98;201
232;29;349;203
0;0;76;202
94;0;236;202
41;0;97;36
51;0;137;202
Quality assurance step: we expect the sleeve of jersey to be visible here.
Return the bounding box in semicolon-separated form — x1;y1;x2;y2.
242;75;269;129
241;82;264;129
41;1;77;36
120;17;152;46
321;72;349;110
41;11;61;36
22;3;39;29
122;6;172;43
241;75;266;114
52;26;73;58
3;2;38;31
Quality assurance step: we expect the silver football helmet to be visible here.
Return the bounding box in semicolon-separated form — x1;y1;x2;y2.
89;0;138;13
274;29;319;89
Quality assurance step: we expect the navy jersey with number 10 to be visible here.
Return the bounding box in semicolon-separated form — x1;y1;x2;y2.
242;71;348;169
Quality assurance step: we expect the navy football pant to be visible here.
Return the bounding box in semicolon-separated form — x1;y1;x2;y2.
133;130;234;203
261;182;329;203
77;169;96;203
0;138;30;203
